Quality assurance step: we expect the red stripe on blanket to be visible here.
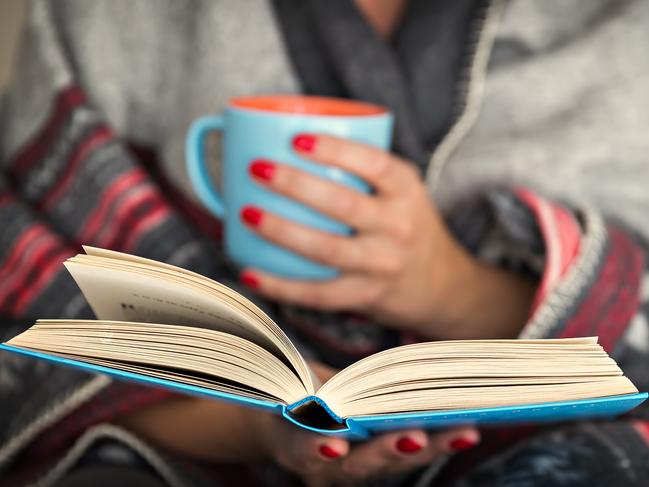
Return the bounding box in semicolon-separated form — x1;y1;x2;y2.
122;204;171;252
109;197;168;251
77;169;148;244
9;86;86;178
1;238;64;303
38;125;113;211
95;187;165;250
515;188;581;316
0;232;68;315
558;227;644;352
12;247;75;316
0;224;49;286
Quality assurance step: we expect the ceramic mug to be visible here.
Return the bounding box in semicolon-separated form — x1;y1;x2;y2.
186;95;393;280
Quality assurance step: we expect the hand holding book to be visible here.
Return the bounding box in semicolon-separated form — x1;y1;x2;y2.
254;394;479;485
116;359;480;485
239;133;536;341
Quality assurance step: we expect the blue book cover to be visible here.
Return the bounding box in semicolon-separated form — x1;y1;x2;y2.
0;343;645;440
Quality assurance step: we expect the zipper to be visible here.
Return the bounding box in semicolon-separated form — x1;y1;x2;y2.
425;0;504;194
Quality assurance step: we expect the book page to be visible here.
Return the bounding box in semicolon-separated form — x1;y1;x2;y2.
65;262;270;348
8;320;309;404
318;338;639;417
64;251;314;393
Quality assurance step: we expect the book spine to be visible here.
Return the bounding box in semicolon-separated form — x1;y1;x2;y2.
283;396;370;439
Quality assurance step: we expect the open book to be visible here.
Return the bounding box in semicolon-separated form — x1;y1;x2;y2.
1;247;646;438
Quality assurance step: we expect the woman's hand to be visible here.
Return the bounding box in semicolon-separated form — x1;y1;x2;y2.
252;361;480;487
239;134;536;340
255;411;478;487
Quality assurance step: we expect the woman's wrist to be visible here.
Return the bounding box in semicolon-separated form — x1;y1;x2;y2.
421;234;537;341
246;406;279;462
117;396;270;463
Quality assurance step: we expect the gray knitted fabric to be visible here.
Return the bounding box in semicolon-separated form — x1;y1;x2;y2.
431;0;649;241
1;0;299;206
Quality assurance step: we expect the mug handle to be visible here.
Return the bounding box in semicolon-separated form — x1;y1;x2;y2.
186;115;226;218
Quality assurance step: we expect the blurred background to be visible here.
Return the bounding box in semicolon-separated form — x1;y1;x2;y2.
0;0;25;91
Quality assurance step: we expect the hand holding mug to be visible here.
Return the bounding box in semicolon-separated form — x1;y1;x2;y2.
187;96;535;339
238;133;479;335
186;95;393;280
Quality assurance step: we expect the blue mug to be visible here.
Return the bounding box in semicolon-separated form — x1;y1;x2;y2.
186;95;393;280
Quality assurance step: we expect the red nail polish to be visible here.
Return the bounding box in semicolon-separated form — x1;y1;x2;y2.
249;160;275;181
396;437;423;454
319;444;341;459
240;206;263;226
293;134;316;153
239;271;259;289
450;437;477;451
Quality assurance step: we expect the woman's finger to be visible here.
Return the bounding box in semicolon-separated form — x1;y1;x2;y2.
292;133;419;197
249;159;385;233
389;427;480;472
334;427;479;483
336;429;429;482
271;420;350;475
240;205;402;275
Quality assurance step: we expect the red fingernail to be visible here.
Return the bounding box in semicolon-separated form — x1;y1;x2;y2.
450;437;477;451
293;134;316;153
249;160;276;181
239;271;259;289
240;206;263;226
396;437;423;454
319;444;341;459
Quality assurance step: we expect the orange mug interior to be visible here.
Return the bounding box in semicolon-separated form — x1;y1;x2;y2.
230;95;387;116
